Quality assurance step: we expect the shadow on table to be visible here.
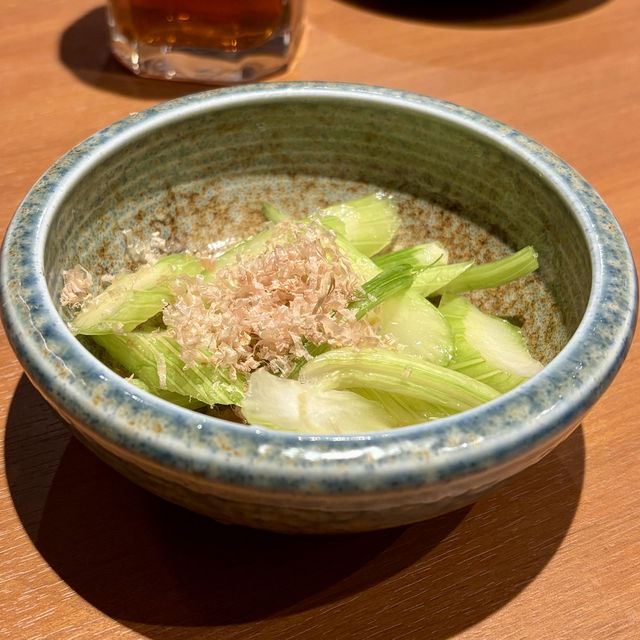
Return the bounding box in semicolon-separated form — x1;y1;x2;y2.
5;374;585;638
338;0;611;26
58;7;209;100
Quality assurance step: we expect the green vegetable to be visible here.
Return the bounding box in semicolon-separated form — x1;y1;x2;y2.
411;261;474;298
207;227;274;275
261;201;289;223
348;263;416;320
287;340;331;380
439;246;538;294
332;236;454;364
299;347;501;414
333;234;381;281
93;332;247;406
242;368;394;433
316;192;400;257
355;388;449;425
373;242;449;270
71;254;204;335
439;294;543;393
287;265;416;378
375;291;454;365
68;192;543;433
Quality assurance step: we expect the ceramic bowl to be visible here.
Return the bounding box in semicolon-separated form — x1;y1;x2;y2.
1;83;636;533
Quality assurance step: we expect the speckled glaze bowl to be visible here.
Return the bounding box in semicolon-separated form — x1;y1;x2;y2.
1;83;636;533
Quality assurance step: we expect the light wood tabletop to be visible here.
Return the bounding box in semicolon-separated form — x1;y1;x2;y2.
1;1;639;638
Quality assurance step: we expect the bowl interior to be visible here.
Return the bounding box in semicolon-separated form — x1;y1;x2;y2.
45;93;591;367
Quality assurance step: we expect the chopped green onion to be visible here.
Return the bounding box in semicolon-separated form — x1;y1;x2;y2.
348;263;416;320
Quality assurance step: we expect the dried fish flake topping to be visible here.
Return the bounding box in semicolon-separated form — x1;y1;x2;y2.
163;221;387;376
60;265;93;309
122;229;168;266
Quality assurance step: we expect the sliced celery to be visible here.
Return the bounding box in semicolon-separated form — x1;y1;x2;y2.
299;347;501;414
411;261;473;297
92;332;246;406
209;214;382;285
286;266;414;378
373;242;449;270
375;291;454;365
316;193;400;257
334;237;454;363
349;263;415;320
242;369;394;433
287;340;331;380
333;234;380;281
261;201;289;223
210;217;378;280
439;294;543;393
206;227;274;276
440;246;538;294
355;388;449;425
71;254;204;335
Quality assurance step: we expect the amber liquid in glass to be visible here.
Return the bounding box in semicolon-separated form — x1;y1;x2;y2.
110;0;286;52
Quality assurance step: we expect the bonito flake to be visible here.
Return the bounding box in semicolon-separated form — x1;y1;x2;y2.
60;265;93;309
163;221;387;377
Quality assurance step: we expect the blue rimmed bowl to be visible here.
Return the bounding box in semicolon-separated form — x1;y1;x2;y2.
1;83;636;533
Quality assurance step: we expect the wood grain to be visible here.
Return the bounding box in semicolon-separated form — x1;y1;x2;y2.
1;1;639;638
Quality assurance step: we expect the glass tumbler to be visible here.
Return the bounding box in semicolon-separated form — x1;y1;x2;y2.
107;0;303;84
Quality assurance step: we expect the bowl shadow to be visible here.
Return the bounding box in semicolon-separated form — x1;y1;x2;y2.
5;374;585;638
337;0;612;26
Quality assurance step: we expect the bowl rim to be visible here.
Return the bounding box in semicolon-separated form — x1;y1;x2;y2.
1;81;637;493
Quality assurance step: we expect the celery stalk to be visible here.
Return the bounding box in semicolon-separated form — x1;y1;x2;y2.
355;387;449;425
317;192;400;257
242;368;394;433
334;234;455;365
287;340;331;380
439;294;543;392
261;201;290;223
439;246;539;294
373;242;449;270
210;216;380;280
334;235;380;281
349;264;415;320
206;227;273;275
72;254;204;335
411;261;473;297
287;265;414;378
375;291;454;365
92;332;246;405
299;347;500;414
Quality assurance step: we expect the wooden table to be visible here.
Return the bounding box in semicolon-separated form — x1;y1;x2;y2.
1;1;638;637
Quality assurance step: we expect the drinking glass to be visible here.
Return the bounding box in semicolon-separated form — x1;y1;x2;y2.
107;0;303;84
